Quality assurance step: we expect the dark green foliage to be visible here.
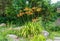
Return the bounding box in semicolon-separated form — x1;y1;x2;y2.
49;26;60;31
0;0;59;30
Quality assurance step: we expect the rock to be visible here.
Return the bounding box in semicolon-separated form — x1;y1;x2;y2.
12;26;24;30
41;30;49;38
55;18;60;26
54;37;60;40
46;39;53;41
0;23;6;26
46;37;60;41
6;34;20;41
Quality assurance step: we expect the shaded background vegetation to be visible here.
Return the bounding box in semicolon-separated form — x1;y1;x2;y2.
0;0;60;28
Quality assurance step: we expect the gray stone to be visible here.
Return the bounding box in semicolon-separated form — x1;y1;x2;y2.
7;34;20;41
0;23;6;26
54;40;60;41
42;30;49;38
54;37;60;40
46;37;60;41
55;18;60;26
54;37;60;41
46;39;53;41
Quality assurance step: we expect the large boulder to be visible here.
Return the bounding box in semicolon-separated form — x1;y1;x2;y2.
6;34;20;41
0;23;6;26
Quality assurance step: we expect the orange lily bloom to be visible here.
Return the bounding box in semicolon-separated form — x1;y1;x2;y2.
19;12;24;16
24;7;29;11
32;18;38;22
32;7;36;10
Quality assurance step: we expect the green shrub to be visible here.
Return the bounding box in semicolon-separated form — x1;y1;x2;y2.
19;21;43;38
1;19;43;38
49;26;60;31
0;31;8;41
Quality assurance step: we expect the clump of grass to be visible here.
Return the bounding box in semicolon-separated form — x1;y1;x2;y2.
19;21;43;38
30;34;46;41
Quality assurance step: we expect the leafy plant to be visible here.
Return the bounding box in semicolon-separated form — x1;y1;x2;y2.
1;0;58;26
30;35;46;41
1;18;43;38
